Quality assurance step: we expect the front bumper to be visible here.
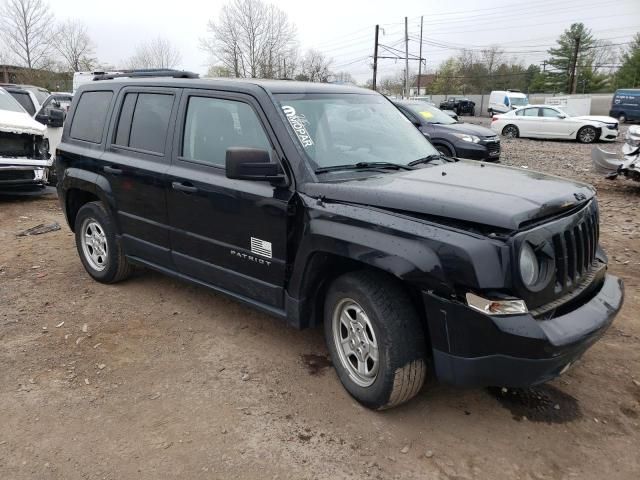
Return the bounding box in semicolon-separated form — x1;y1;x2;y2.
454;141;501;161
600;126;619;142
423;274;624;387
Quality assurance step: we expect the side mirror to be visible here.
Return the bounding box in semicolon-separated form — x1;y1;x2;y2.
48;108;65;128
558;114;567;119
225;147;284;183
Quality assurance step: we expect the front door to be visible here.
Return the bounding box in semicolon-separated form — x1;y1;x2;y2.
166;91;293;310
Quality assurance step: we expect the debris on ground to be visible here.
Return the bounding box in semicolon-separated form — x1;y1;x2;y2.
16;222;61;237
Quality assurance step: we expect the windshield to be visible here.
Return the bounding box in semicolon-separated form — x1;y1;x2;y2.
26;87;50;104
403;103;457;125
509;96;528;107
275;93;439;171
0;88;27;113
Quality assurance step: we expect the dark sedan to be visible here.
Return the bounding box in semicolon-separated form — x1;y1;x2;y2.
394;100;500;161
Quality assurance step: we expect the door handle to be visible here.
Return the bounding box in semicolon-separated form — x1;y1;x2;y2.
172;181;198;193
104;165;123;175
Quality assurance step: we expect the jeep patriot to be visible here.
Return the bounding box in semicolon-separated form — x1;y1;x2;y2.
57;76;624;409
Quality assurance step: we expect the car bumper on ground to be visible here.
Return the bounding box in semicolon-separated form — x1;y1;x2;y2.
422;274;624;387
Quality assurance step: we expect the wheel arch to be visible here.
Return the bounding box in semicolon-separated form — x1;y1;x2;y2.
61;168;116;232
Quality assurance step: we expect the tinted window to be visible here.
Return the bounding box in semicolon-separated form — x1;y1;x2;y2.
114;93;138;147
182;97;271;167
10;92;35;115
128;93;173;153
70;91;114;143
541;107;561;118
0;89;26;113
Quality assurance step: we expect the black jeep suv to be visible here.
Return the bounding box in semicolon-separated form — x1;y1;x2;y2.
57;76;623;410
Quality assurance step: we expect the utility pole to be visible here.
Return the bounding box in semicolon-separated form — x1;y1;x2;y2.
404;16;409;98
372;25;379;91
569;34;581;94
417;16;423;96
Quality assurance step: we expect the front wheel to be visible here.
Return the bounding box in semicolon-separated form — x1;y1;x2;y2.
74;201;133;283
435;144;454;157
323;271;427;410
577;125;598;144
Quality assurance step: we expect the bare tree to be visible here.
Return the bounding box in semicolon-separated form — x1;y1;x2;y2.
201;0;296;78
0;0;55;69
297;49;332;82
128;37;182;70
54;18;95;72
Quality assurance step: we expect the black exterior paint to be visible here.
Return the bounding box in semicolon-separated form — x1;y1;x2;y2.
57;77;624;388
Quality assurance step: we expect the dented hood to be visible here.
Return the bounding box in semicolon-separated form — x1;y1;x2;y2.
304;161;595;231
0;109;46;136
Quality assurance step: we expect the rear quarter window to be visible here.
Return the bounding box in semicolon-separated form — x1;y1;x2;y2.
70;91;114;144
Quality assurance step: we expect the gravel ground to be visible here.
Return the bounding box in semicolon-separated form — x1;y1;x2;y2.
0;125;639;480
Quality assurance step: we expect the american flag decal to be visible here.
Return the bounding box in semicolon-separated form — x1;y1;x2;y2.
251;237;272;259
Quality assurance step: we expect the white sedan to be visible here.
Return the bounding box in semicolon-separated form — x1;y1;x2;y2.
491;105;619;143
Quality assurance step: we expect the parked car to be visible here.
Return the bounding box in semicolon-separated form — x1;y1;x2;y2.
439;97;475;115
394;100;500;160
488;89;529;115
57;76;623;410
609;88;640;123
442;109;459;121
0;87;52;190
491;105;619;143
0;84;41;116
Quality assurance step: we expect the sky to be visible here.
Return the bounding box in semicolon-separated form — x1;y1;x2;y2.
51;0;640;83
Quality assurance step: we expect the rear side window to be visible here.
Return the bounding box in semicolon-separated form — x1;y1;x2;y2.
70;91;113;143
181;96;271;167
113;93;173;154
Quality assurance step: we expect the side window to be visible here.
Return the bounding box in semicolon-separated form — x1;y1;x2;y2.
523;108;538;117
113;93;173;154
11;92;35;115
70;91;114;143
540;107;561;118
181;96;271;167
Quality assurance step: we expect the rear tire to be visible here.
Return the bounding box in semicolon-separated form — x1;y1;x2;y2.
323;271;427;410
577;125;598;144
74;201;133;284
502;124;519;138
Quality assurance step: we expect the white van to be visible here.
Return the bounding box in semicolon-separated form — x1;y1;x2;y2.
488;90;529;115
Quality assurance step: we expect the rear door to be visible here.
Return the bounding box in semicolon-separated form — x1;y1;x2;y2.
166;90;294;310
101;87;180;267
514;107;540;136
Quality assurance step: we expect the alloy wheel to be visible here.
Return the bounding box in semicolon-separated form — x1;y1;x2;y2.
80;218;108;271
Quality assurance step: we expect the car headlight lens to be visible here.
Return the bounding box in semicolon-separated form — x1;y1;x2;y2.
519;243;540;287
453;133;481;143
38;138;50;158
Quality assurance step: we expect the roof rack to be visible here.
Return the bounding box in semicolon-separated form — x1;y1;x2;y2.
93;69;199;81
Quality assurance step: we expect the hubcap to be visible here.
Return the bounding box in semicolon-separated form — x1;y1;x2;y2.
504;127;516;138
580;128;595;143
332;299;379;387
80;218;108;271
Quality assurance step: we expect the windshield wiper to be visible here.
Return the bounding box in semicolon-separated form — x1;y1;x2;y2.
408;154;447;166
315;162;414;174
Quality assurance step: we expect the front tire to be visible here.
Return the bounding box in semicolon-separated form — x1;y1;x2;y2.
577;125;597;144
74;201;133;283
502;124;519;138
323;271;427;410
435;144;454;157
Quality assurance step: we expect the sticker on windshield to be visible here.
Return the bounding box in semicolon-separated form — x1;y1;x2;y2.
282;105;314;148
419;111;433;119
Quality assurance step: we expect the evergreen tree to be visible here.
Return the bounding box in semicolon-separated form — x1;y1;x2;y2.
546;23;596;93
615;33;640;88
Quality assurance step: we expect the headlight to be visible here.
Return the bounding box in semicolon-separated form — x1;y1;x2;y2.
38;138;50;158
519;243;540;287
453;133;480;143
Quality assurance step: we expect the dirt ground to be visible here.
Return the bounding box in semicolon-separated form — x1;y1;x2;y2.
1;122;639;480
